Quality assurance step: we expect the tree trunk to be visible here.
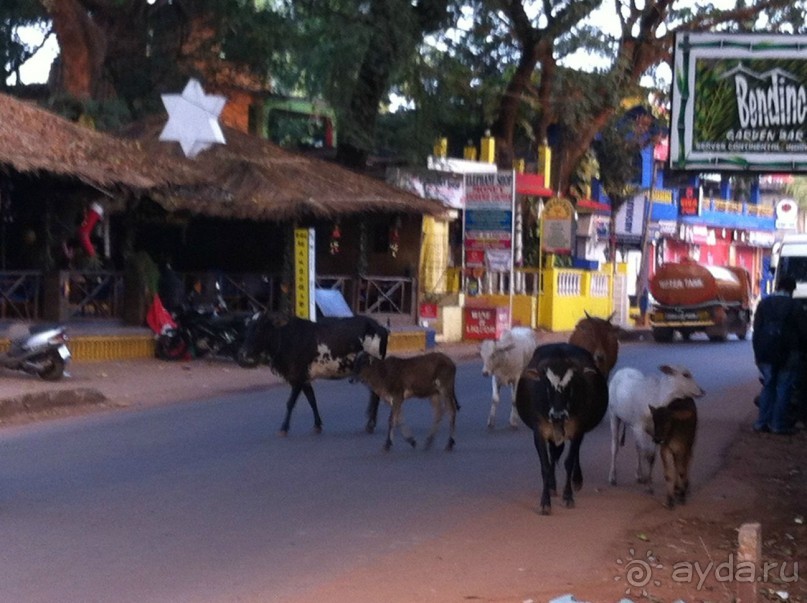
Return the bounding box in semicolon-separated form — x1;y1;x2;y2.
491;40;542;170
44;0;107;99
337;0;448;170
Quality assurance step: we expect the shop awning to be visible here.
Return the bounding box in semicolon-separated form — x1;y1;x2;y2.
577;198;611;213
516;173;554;197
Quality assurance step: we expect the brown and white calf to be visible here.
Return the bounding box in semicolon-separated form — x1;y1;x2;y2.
353;352;460;451
649;396;698;509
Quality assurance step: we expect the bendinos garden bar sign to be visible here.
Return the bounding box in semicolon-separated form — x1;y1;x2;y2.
670;33;807;172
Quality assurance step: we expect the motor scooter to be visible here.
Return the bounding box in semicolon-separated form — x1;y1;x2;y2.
0;323;71;381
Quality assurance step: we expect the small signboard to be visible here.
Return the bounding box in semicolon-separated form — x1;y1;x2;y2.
614;193;646;243
294;228;316;320
315;288;353;318
678;187;701;217
540;197;575;254
463;306;510;340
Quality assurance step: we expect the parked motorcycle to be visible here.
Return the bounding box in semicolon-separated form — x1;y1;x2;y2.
154;297;253;361
0;323;71;381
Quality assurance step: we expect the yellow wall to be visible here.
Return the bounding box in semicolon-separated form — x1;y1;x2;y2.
537;268;613;331
420;216;450;294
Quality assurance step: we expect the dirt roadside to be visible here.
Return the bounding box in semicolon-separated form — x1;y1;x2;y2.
0;342;804;602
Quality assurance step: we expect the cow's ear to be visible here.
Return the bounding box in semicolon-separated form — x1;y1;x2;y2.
659;364;675;375
270;313;288;327
522;367;544;380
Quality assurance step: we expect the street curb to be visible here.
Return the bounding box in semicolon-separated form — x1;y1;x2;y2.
0;388;108;420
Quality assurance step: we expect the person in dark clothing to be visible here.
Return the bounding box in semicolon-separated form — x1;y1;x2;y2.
752;276;806;434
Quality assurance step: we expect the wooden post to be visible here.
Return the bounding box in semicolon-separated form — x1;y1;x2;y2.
480;132;495;163
736;522;761;602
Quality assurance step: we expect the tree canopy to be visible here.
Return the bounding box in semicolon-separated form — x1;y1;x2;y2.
5;0;807;201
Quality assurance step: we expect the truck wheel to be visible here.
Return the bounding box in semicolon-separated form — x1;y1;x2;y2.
652;327;674;343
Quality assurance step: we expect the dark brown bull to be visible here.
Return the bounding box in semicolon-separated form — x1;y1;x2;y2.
568;311;620;376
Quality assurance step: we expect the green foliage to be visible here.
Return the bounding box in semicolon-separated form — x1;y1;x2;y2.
593;109;653;206
786;177;807;210
44;94;132;132
7;0;806;177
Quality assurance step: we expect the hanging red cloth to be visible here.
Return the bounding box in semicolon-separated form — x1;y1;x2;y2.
77;202;104;257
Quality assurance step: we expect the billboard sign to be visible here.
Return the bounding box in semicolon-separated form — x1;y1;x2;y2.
614;193;646;244
670;33;807;172
463;172;515;267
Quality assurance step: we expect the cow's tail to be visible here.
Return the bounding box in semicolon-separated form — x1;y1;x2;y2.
618;420;626;447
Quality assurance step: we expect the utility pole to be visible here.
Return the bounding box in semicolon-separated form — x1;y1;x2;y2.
636;160;659;325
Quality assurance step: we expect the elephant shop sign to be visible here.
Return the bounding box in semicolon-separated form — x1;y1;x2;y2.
540;197;575;254
463;171;515;268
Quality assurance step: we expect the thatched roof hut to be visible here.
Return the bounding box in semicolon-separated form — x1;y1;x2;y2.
0;93;446;222
0;94;199;195
123;117;445;221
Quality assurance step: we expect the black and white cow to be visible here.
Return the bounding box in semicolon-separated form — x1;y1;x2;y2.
237;312;388;435
515;342;609;515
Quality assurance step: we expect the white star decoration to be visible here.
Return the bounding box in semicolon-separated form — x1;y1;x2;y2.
159;78;226;158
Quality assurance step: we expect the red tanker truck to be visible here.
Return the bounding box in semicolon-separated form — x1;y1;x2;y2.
648;259;753;342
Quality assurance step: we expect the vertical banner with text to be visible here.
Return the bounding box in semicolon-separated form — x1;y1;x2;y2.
463;171;515;268
294;228;316;320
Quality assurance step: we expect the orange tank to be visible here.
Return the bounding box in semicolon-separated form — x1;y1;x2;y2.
649;259;751;307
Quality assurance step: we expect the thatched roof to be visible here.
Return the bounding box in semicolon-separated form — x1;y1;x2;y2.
0;93;199;193
0;93;446;222
124;117;445;221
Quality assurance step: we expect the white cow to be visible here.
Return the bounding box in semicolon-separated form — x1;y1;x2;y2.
479;327;538;429
608;365;705;491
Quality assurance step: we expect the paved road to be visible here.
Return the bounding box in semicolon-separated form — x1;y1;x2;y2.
0;336;759;602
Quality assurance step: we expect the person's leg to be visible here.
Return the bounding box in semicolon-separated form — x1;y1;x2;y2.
755;363;776;431
794;355;807;428
772;367;797;433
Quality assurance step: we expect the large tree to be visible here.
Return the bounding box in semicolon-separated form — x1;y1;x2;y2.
32;0;283;120
333;0;453;169
457;0;804;199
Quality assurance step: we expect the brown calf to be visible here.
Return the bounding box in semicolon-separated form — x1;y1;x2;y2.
568;312;620;377
353;352;460;452
650;396;698;508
